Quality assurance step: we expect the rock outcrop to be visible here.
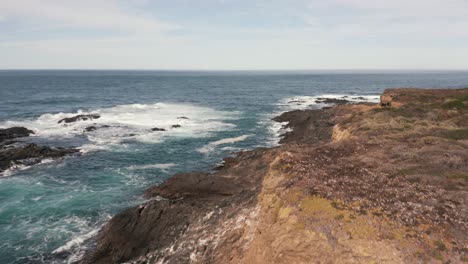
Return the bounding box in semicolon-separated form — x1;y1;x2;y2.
0;127;34;143
151;128;166;132
315;97;350;105
82;88;468;264
0;144;78;173
58;114;100;124
0;126;78;174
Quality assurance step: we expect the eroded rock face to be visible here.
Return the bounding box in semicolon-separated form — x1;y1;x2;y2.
0;127;34;143
58;114;100;124
82;149;275;264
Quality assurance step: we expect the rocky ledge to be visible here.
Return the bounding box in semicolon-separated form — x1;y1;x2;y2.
82;88;467;264
0;127;78;174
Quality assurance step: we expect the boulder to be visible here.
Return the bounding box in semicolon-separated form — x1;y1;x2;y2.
171;125;182;128
380;95;392;107
58;114;100;124
151;128;166;132
0;127;34;143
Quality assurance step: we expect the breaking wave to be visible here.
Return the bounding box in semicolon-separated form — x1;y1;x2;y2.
0;102;239;153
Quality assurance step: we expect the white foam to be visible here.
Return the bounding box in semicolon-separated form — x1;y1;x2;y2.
0;102;239;153
197;134;252;154
0;157;64;177
278;94;380;111
126;163;176;171
265;94;380;146
52;228;99;254
1;164;31;177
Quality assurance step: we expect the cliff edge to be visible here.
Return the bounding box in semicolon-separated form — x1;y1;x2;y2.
82;88;468;264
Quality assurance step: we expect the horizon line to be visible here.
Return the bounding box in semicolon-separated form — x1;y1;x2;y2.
1;68;468;72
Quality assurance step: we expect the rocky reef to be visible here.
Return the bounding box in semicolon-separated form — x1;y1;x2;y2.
82;88;467;264
0;127;78;174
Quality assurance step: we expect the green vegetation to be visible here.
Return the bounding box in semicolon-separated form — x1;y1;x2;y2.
442;129;468;140
442;94;468;110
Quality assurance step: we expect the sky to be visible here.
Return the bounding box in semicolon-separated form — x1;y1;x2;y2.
1;0;468;70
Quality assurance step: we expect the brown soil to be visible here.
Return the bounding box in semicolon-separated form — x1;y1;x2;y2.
82;88;468;264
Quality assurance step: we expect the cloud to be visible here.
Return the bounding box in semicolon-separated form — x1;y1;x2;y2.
0;0;177;33
0;0;467;69
304;0;468;39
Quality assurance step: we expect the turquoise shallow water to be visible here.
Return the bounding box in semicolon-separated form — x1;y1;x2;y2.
0;70;467;263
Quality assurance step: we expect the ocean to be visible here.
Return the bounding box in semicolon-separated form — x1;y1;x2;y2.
0;70;467;263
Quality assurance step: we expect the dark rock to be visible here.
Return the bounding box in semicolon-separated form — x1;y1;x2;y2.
58;114;100;124
0;127;34;143
84;126;97;132
82;149;273;264
0;143;78;173
177;117;189;120
272;109;334;145
151;128;166;132
288;100;306;104
83;125;112;133
171;125;181;128
315;98;350;105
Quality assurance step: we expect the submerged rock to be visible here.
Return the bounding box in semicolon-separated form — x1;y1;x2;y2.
84;126;97;132
151;127;166;132
84;125;111;133
171;124;181;128
0;127;34;143
58;114;100;124
177;116;189;120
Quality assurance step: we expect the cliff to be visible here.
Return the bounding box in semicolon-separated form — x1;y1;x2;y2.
82;88;468;264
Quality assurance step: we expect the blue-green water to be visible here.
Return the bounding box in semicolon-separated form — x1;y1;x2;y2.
0;70;467;263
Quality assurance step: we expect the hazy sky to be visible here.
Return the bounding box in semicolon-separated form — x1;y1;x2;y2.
1;0;468;70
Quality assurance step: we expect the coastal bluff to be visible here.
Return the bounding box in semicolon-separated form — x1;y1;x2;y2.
82;88;467;264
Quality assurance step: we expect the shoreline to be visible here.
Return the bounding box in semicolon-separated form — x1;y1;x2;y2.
80;88;467;263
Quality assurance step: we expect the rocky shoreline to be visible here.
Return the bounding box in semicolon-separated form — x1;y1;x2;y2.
79;88;467;263
0;127;78;174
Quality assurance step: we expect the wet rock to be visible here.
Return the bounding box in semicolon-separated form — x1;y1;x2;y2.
58;114;100;124
288;100;306;104
0;143;78;173
84;126;97;132
177;116;189;120
171;125;181;128
0;127;34;143
151;128;166;132
315;98;350;105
